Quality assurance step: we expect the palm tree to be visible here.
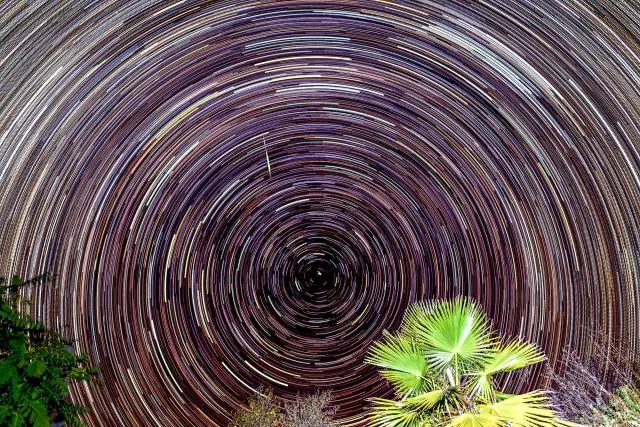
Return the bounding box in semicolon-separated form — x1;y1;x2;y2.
365;297;573;427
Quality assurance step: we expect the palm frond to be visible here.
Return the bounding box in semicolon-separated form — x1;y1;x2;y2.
367;398;425;427
404;385;467;418
366;332;428;396
403;297;495;374
445;411;505;427
468;373;495;403
403;388;446;412
479;391;574;427
484;340;545;374
469;340;545;401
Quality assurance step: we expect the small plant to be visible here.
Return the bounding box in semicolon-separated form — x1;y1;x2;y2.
230;387;283;427
0;274;98;426
365;296;572;427
282;390;336;427
589;385;640;426
231;387;337;427
548;339;640;426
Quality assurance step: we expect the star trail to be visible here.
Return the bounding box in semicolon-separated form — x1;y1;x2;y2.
1;0;640;425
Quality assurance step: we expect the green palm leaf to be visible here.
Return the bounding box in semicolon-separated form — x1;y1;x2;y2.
484;340;545;373
403;297;495;375
403;388;446;412
368;398;426;427
366;332;428;396
479;391;574;427
469;373;494;403
445;412;505;427
470;340;545;400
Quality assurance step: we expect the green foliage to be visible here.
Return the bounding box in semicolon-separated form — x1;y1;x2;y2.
366;296;572;427
231;387;337;427
548;341;640;426
230;387;284;427
0;274;98;426
580;385;640;426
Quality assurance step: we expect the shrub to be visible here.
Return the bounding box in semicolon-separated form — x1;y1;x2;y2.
231;387;337;427
548;337;640;426
230;387;283;427
0;274;98;426
282;390;336;427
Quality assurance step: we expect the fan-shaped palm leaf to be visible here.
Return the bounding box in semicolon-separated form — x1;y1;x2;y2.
479;391;575;427
446;412;505;427
403;297;495;376
469;340;545;401
484;340;545;374
368;398;425;427
403;388;447;412
366;332;428;396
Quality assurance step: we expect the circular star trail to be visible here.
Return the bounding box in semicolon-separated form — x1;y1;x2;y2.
1;1;640;425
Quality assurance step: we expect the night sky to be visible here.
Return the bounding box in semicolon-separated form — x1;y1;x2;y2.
1;1;640;425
